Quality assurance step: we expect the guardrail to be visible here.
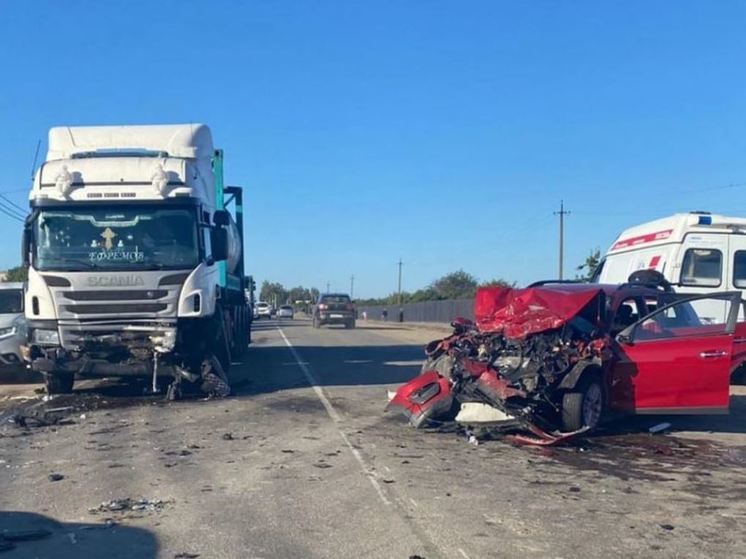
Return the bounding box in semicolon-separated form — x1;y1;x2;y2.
356;298;474;324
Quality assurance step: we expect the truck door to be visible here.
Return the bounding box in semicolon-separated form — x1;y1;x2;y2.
611;292;738;414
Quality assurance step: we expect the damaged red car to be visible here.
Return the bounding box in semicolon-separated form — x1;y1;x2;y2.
389;273;744;443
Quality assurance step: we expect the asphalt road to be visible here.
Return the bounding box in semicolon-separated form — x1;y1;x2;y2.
1;319;746;558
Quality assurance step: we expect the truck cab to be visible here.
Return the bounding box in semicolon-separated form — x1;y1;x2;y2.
21;124;250;396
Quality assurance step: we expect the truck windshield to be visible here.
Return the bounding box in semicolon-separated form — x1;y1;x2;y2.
33;206;199;271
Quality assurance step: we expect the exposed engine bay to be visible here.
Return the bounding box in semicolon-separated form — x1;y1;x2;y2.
388;285;613;444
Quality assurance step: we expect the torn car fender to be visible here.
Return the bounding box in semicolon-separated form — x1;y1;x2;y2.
387;371;453;428
557;359;603;391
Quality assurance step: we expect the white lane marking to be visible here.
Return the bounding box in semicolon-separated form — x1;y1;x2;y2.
278;327;391;506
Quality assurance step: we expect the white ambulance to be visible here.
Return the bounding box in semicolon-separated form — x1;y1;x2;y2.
595;211;746;294
595;211;746;325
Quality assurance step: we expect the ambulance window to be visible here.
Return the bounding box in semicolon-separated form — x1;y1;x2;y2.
680;248;722;287
733;251;746;288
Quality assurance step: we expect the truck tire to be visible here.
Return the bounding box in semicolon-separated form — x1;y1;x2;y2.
45;372;74;395
561;374;604;432
200;355;230;397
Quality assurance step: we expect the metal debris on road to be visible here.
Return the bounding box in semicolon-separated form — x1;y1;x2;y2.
48;473;64;482
649;422;672;434
89;498;170;514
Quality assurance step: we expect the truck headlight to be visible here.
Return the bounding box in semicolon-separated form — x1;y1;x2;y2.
32;329;60;345
0;326;16;338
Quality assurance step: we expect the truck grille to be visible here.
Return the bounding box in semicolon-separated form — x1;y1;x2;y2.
62;290;168;301
64;303;168;315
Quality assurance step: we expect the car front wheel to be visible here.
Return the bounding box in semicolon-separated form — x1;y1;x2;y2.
561;375;604;432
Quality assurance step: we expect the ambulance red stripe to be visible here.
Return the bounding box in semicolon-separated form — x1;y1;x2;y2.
611;229;673;251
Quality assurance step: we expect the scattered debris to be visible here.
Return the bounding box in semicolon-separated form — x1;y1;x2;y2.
649;422;672;434
89;498;169;514
174;553;200;558
659;524;675;531
48;473;64;482
221;433;234;441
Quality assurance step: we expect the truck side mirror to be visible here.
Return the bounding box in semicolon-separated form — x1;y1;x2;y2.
21;227;30;267
213;210;230;227
211;228;229;262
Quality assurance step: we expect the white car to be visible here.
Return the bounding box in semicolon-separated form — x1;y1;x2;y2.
0;283;26;370
276;305;294;319
254;301;272;319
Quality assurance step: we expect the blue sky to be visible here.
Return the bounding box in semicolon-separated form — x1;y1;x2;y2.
1;1;746;297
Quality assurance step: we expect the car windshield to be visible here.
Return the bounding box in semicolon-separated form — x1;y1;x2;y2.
281;305;292;310
33;206;199;271
321;296;350;303
0;289;23;313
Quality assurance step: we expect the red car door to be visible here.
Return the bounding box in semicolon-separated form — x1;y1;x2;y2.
610;293;740;414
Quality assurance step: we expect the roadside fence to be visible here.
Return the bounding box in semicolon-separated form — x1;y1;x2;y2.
357;298;474;324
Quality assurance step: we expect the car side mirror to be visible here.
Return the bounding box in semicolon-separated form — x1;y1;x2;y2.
211;227;228;261
616;332;633;345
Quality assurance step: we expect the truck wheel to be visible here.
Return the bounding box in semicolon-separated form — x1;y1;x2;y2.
345;320;355;329
561;375;604;432
200;355;230;397
45;372;74;395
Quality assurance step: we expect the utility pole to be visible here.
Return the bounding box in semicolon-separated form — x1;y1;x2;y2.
397;259;403;322
554;200;571;280
397;259;403;305
350;275;354;299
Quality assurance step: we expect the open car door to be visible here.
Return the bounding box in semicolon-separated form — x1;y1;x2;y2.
611;292;741;414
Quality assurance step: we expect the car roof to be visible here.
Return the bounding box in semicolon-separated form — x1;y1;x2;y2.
319;293;350;298
528;282;666;298
0;283;24;290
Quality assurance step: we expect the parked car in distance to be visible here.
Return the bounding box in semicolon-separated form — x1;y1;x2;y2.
313;293;355;329
0;283;26;371
277;305;294;319
254;301;272;319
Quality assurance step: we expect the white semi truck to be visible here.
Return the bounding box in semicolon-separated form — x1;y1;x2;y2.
21;124;251;396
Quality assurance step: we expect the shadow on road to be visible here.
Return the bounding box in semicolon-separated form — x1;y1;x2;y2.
233;341;423;396
0;511;159;558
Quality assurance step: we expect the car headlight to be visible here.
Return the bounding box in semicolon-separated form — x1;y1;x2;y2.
0;326;16;338
32;329;60;345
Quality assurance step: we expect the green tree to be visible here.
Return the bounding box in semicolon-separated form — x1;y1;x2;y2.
259;281;287;305
479;278;514;289
431;270;478;299
3;265;28;282
576;249;601;281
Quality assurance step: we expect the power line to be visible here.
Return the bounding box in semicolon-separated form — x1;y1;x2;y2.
0;203;24;222
0;198;25;219
0;194;26;214
0;198;24;219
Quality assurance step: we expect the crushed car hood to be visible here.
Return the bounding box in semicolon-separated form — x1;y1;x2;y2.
474;285;605;338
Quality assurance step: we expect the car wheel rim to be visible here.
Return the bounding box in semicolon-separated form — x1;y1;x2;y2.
582;383;603;428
